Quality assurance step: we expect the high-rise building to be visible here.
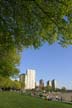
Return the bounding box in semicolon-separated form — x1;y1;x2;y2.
19;74;26;90
20;69;36;90
47;80;52;87
20;74;25;82
52;79;56;89
39;79;44;89
25;69;36;89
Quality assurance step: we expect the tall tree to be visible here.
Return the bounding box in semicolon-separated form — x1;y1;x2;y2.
0;0;72;76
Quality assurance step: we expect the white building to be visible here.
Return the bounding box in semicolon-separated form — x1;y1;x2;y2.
20;69;36;90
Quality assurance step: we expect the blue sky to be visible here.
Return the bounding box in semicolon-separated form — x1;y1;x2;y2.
19;43;72;89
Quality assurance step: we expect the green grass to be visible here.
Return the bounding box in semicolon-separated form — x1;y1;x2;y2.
0;92;72;108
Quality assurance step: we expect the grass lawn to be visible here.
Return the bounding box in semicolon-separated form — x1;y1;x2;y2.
0;92;72;108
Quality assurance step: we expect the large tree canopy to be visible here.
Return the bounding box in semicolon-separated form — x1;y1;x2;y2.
0;0;72;48
0;0;72;76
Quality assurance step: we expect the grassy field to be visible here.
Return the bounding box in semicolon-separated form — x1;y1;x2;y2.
0;92;72;108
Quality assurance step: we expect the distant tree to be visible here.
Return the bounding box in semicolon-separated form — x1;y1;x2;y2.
12;80;21;90
61;86;66;92
0;76;21;90
46;85;52;92
55;88;61;92
0;76;12;90
0;0;72;76
19;81;25;91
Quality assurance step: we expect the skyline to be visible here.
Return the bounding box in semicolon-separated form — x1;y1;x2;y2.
18;43;72;89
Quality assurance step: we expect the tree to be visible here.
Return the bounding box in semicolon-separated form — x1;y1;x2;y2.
61;86;66;92
12;80;21;90
0;0;72;76
46;85;52;92
0;76;13;89
0;0;72;48
0;76;21;90
0;46;20;77
20;81;25;92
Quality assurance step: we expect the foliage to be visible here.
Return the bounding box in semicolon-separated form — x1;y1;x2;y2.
46;85;53;92
0;0;72;48
61;86;66;92
0;76;21;90
12;80;21;90
0;47;20;77
0;0;72;76
20;81;25;91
